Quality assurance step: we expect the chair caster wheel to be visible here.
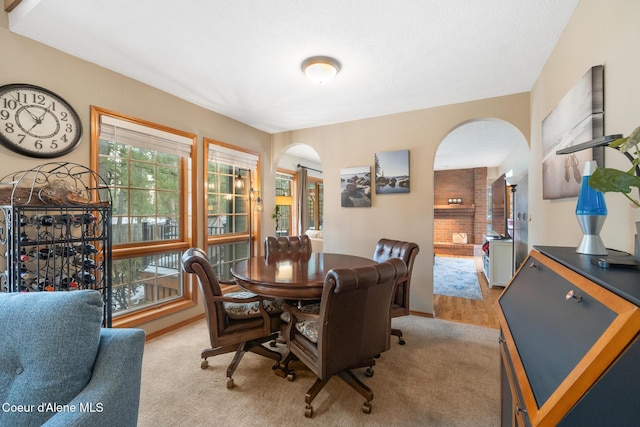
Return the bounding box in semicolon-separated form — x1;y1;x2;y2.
304;405;313;418
226;378;234;389
399;338;406;345
362;402;372;414
365;367;374;377
287;372;296;382
201;360;209;369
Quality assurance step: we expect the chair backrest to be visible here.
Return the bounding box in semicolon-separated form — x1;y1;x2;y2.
317;258;407;378
181;247;226;345
264;235;312;257
372;239;420;316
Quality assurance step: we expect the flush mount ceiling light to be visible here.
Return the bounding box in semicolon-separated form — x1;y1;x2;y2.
301;56;340;84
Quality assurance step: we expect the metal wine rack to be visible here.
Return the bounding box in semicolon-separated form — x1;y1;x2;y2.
0;162;112;326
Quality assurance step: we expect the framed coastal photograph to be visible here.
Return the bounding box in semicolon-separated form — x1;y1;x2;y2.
541;65;604;199
375;149;410;194
340;166;371;207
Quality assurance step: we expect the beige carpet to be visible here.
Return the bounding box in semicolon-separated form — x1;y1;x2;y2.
138;316;500;426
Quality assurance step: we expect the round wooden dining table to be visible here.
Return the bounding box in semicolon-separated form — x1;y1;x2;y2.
230;252;377;300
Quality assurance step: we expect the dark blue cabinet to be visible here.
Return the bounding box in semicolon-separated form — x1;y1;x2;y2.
498;247;640;426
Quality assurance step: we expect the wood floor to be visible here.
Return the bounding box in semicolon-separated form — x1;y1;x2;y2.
432;255;504;329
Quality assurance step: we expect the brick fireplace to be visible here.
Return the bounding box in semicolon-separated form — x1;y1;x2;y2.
434;168;487;256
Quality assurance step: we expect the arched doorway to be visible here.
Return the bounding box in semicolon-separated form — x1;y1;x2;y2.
432;119;528;327
274;145;323;244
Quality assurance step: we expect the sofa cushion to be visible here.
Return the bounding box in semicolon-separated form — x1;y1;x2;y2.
0;290;103;426
305;229;323;239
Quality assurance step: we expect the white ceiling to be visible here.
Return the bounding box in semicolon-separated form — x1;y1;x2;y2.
8;0;578;169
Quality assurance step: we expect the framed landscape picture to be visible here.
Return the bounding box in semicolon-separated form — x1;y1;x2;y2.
375;149;410;194
340;166;371;207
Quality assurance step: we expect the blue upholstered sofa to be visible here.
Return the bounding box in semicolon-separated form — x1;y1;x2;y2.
0;290;145;426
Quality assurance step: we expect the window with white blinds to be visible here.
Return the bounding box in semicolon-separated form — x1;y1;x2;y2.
205;139;259;281
99;115;193;158
92;106;196;318
207;142;258;170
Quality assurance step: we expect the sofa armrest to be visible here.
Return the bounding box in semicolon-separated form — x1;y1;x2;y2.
309;238;323;253
43;328;145;427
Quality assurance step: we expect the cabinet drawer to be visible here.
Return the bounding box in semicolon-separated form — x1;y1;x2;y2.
497;250;640;426
500;337;530;426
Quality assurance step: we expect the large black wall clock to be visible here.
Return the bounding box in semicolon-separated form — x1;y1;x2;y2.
0;83;83;158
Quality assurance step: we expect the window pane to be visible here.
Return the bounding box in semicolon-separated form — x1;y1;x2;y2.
219;174;233;194
206;164;249;237
130;146;155;161
130;161;155;189
207;215;225;235
112;218;129;245
276;205;291;236
276;173;293;196
157;165;179;190
207;242;248;282
99;156;129;186
307;182;316;230
112;252;182;315
158;152;179;166
205;142;258;282
275;172;294;236
132;218;153;242
235;212;248;234
306;181;323;231
157;191;179;216
218;195;232;213
318;183;324;229
207;173;219;194
129;218;179;241
99;139;127;157
235;194;248;214
130;190;155;216
99;138;183;245
111;188;129;216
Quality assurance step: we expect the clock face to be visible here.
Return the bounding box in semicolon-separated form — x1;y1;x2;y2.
0;84;83;158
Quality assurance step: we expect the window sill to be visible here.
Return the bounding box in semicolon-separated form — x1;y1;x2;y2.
112;297;198;329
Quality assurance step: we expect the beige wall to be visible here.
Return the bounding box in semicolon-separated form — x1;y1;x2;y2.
8;1;636;326
530;0;640;254
272;93;530;314
0;6;533;324
0;12;272;335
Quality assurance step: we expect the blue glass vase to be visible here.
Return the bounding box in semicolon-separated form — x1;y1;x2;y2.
575;160;608;255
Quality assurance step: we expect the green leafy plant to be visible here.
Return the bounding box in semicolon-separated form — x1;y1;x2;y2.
589;126;640;208
272;205;281;231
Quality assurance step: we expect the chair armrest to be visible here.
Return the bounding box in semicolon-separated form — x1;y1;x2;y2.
216;292;278;333
42;328;145;427
214;291;281;334
282;302;320;322
213;294;263;304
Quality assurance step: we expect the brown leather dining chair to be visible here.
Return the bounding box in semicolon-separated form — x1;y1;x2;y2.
263;235;314;346
264;235;312;257
279;258;407;418
181;247;283;389
372;238;420;345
